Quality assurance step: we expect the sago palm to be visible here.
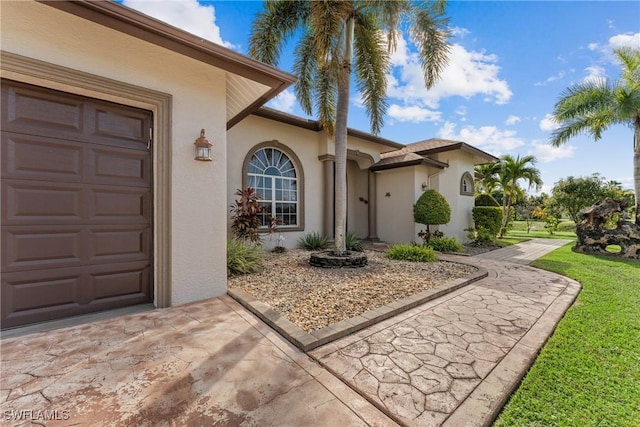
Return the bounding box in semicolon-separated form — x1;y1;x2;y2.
249;0;450;253
551;47;640;224
497;154;542;237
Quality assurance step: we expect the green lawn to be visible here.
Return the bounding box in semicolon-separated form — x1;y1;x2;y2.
494;244;640;427
506;220;577;240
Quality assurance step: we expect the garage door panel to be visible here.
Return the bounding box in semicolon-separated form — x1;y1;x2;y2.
91;147;150;186
2;133;83;181
90;188;150;222
91;226;151;262
92;264;150;300
2;227;83;271
1;262;151;328
2;84;84;137
93;104;150;148
2;180;84;224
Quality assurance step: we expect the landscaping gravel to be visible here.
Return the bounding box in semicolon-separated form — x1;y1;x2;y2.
228;249;478;332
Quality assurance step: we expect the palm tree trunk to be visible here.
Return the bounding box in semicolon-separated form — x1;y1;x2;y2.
334;16;354;254
634;119;640;225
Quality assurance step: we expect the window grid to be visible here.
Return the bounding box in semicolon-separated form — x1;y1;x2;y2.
247;148;298;227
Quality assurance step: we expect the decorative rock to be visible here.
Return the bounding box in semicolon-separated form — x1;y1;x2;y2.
574;198;640;258
309;251;368;268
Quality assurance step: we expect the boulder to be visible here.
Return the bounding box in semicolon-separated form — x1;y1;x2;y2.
574;198;640;259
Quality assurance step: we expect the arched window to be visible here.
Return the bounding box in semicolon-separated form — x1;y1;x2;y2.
460;171;474;196
243;143;304;229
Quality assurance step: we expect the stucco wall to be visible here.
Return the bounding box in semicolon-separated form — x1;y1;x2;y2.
2;1;229;305
430;151;476;242
227;115;325;249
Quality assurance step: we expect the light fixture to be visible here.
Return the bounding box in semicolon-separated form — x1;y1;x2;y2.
421;182;428;191
194;129;213;161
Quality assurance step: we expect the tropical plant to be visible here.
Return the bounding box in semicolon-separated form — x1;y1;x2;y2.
474;162;501;194
386;244;438;262
551;174;623;224
550;47;640;225
230;187;265;243
249;0;451;254
227;237;265;276
496;155;543;237
413;189;451;243
345;231;364;252
298;231;330;251
427;236;463;253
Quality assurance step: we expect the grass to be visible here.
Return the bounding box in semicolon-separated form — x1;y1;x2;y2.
494;244;640;427
506;220;577;240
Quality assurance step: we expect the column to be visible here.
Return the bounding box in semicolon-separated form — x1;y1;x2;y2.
318;154;335;238
367;170;378;240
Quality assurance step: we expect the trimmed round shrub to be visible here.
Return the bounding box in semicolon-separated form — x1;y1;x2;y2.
227;238;264;276
427;236;464;253
475;193;500;207
414;189;451;227
472;206;502;237
386;244;439;262
298;231;329;250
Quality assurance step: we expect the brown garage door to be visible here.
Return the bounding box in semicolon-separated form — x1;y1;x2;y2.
1;80;153;329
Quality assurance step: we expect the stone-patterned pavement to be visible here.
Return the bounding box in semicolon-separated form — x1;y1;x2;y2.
310;255;580;427
0;239;579;427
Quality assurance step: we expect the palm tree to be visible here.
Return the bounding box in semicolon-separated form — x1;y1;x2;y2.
550;47;640;225
497;154;543;237
474;163;501;194
249;0;450;254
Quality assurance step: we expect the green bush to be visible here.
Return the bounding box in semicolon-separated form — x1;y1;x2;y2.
472;206;502;237
475;193;500;207
345;231;364;252
298;231;329;250
227;238;264;276
386;244;439;262
427;236;464;253
414;189;451;227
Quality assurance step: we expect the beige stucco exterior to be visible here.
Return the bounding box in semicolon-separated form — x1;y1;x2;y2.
1;1;292;307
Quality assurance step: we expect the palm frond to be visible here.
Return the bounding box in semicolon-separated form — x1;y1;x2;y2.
292;33;318;115
553;79;618;122
309;1;352;65
315;64;337;135
249;0;309;65
354;11;390;135
410;5;451;88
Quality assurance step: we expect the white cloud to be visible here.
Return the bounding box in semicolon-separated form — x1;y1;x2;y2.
450;27;471;39
437;121;524;155
534;70;567;86
388;104;442;123
539;114;560;132
505;115;520;126
588;42;600;51
608;32;640;50
387;36;512;109
122;0;234;48
267;89;296;113
530;143;576;163
583;65;606;84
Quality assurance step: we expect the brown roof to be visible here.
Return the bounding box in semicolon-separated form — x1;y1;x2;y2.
382;138;498;165
370;152;448;172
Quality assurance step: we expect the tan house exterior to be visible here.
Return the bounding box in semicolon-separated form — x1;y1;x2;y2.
1;0;496;330
228;110;497;247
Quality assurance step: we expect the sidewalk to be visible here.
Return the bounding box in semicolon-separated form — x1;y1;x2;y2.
474;238;573;264
0;239;579;426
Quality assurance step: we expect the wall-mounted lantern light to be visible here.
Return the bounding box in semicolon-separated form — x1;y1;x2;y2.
194;129;213;161
421;182;428;191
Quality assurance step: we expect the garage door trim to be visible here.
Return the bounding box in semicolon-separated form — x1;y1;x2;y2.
1;51;172;309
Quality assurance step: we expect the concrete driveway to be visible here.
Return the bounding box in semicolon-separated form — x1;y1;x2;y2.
1;239;579;426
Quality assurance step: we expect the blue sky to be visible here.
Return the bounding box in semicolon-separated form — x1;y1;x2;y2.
121;0;640;194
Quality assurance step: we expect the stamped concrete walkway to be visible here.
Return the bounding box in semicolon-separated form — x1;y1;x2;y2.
0;239;579;426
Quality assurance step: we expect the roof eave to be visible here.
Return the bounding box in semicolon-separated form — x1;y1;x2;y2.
40;0;297;129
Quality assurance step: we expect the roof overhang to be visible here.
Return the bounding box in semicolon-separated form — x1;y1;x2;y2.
370;155;448;172
40;0;296;129
253;107;405;150
414;142;499;165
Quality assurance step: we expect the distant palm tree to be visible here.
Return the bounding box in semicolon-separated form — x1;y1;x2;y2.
249;0;450;253
497;154;542;237
550;47;640;225
474;163;501;194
